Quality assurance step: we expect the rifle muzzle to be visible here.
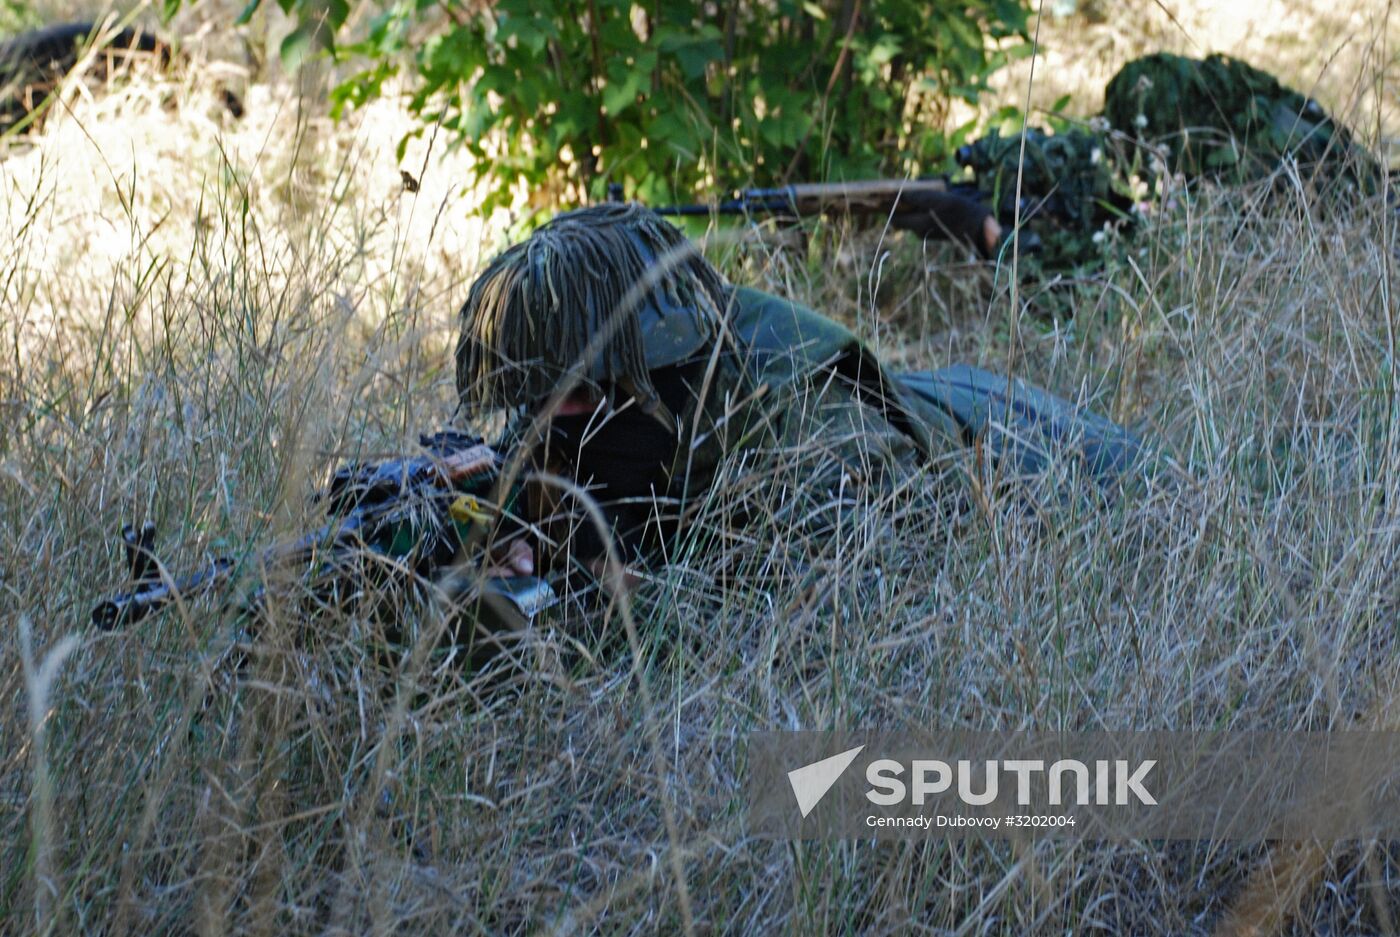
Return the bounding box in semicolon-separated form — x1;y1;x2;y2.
92;557;235;630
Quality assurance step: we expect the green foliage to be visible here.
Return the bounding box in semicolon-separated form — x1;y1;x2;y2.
0;0;41;36
202;0;1030;210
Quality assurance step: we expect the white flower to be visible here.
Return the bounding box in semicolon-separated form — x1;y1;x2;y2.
1089;115;1110;133
1090;147;1103;165
1134;113;1149;129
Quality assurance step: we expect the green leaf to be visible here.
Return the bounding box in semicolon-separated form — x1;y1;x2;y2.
601;64;646;116
600;15;641;50
280;22;316;69
1005;41;1036;61
1204;146;1239;168
646;111;686;143
497;14;548;54
669;39;721;80
234;0;262;26
944;16;981;52
325;0;349;31
864;36;901;68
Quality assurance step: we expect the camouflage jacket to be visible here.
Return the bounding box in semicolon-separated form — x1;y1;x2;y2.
666;286;962;512
665;287;1146;510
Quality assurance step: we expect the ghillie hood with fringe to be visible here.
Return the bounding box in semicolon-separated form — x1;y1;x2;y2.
455;203;730;417
1103;52;1380;189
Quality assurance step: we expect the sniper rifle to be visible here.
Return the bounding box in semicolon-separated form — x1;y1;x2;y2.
92;430;555;645
629;179;1040;258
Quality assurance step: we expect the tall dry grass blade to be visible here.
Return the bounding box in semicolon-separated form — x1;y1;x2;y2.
18;617;81;936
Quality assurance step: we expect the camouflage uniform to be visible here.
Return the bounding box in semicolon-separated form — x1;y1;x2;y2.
956;125;1129;270
1103;52;1379;189
0;23;169;134
456;204;1143;568
954;53;1382;269
675;286;1142;499
666;286;961;500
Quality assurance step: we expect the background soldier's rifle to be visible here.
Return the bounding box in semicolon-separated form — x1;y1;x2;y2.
628;179;1041;258
92;430;555;646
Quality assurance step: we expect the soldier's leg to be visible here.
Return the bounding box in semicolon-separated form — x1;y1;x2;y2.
897;365;1148;483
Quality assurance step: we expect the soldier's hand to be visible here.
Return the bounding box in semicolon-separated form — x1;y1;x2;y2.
485;538;535;577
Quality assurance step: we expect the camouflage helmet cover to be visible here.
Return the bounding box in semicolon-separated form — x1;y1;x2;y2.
455;203;730;416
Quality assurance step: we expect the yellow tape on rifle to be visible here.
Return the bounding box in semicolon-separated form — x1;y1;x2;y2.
449;494;493;526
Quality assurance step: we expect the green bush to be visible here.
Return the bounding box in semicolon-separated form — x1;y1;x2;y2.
219;0;1030;209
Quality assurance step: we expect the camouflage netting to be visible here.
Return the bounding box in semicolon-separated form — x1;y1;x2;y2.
954;52;1385;271
956;126;1133;269
1102;52;1381;190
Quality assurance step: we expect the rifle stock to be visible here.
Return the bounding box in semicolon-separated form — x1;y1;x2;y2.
645;178;1015;257
780;179;951;213
652;178;965;217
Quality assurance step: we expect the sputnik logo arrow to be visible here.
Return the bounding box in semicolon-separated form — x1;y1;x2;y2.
787;745;865;818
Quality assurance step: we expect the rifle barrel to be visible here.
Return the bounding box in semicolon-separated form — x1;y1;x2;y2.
653;203;725;216
91;557;236;630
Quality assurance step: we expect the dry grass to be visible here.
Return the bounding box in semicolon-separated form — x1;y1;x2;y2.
2;3;1400;935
